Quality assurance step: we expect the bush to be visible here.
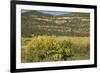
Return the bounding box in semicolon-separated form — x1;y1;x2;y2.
21;36;74;62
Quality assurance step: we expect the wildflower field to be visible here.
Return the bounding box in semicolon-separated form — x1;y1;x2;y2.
21;36;90;63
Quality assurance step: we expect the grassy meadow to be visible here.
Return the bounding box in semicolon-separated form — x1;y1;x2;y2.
21;36;90;63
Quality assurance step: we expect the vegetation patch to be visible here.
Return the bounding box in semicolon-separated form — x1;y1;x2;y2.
21;36;90;63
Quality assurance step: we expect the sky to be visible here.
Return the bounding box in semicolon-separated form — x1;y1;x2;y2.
21;10;69;16
38;11;68;15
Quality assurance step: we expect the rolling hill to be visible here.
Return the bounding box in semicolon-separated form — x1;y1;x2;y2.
21;10;90;37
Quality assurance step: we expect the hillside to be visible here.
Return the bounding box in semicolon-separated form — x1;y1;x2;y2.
21;10;90;37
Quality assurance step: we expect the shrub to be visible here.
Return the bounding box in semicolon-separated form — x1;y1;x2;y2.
22;36;74;62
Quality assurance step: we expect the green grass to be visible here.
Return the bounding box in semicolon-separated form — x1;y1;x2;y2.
21;36;90;63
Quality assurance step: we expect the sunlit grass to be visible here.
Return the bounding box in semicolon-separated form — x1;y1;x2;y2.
21;36;90;63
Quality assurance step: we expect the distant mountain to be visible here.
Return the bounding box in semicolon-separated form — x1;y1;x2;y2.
58;12;90;17
22;10;53;17
21;11;90;37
